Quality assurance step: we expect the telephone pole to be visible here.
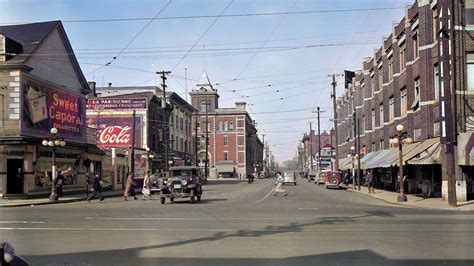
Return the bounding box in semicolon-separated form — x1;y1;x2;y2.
312;107;326;170
309;122;313;170
194;113;199;167
329;74;342;171
205;99;209;180
158;70;171;173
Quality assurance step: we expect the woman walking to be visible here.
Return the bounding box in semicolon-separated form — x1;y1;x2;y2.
366;170;375;194
142;170;152;200
273;172;287;196
124;172;138;201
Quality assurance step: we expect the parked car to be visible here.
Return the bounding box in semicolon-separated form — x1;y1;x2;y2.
323;171;342;189
307;170;317;182
159;166;203;204
315;170;329;185
283;172;297;185
150;172;168;195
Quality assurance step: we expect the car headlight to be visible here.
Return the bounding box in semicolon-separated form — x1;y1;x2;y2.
182;180;188;186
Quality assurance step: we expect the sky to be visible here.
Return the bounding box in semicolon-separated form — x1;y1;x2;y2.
0;0;408;163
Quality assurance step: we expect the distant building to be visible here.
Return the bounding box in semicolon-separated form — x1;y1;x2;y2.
190;72;263;179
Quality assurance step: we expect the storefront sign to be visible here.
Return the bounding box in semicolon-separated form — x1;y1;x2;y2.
22;77;86;140
87;115;142;148
86;98;147;110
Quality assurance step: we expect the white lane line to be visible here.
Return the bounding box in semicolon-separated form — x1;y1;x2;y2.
84;217;316;221
298;208;320;210
0;221;45;224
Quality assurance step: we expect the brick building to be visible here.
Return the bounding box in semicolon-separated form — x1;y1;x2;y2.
0;21;103;197
190;72;263;179
301;129;334;170
336;0;474;201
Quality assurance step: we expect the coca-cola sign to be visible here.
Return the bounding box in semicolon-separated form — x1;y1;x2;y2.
86;115;142;148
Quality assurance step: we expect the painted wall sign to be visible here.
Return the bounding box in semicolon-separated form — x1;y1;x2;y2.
86;98;147;110
87;115;142;148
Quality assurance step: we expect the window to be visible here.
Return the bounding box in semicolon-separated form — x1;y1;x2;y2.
170;113;174;125
180;118;184;131
413;33;419;59
224;151;228;161
180;138;184;151
224;121;229;131
362;116;366;132
371;80;375;96
170;134;174;148
378;67;383;90
389;96;395;122
371;109;376;129
379;139;385;150
400;88;407;116
224;135;228;146
200;101;206;112
388;57;393;81
379;104;384;126
218;121;223;131
400;45;406;72
175;115;179;128
412;77;421;111
434;64;440;100
229;122;234;130
175;136;179;150
372;142;376;152
468;53;474;91
432;8;438;42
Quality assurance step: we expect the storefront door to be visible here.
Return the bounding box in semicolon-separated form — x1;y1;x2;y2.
7;159;24;194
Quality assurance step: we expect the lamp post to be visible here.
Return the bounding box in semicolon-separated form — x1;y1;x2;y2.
390;124;413;202
349;145;356;189
41;127;66;202
145;147;155;173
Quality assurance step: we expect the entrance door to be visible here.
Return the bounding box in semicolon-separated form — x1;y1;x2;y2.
7;159;24;194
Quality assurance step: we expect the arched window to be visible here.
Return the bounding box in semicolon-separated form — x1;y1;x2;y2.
200;101;206;112
229;122;234;130
218;121;223;131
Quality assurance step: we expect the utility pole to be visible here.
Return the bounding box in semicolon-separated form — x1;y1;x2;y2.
262;134;266;176
205;99;209;180
194;113;199;167
357;117;361;191
438;1;457;206
329;74;342;172
353;108;357;189
157;70;171;173
130;110;136;175
309;122;313;170
312;107;325;170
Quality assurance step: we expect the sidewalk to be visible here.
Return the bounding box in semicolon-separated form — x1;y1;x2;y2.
346;185;474;211
0;190;125;208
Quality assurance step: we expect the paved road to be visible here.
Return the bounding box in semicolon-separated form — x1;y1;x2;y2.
1;178;473;265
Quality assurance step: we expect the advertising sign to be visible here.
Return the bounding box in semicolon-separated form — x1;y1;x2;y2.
86;98;147;110
87;115;142;148
22;77;86;139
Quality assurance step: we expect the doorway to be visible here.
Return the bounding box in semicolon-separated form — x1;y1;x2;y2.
7;159;24;194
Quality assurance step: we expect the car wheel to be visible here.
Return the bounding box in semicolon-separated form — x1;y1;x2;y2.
170;197;174;202
294;182;297;186
160;197;166;204
190;196;195;203
197;195;201;202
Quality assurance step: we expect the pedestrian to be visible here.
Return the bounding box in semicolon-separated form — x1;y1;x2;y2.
87;174;104;202
366;170;375;194
124;172;137;201
142;170;152;200
273;171;287;196
16;168;24;193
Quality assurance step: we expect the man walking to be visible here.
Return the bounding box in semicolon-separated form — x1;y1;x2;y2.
366;170;375;194
87;174;104;202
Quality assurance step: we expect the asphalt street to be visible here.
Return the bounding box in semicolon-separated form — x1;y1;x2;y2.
1;177;473;266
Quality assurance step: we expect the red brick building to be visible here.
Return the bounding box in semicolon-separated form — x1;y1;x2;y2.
190;72;263;179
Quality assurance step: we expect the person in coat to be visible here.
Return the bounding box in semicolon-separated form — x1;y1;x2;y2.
142;170;152;200
273;172;287;196
124;172;137;201
87;174;104;202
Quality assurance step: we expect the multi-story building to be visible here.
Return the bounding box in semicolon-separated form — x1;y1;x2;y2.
190;72;263;179
301;129;334;170
336;0;474;201
0;21;104;197
95;85;196;166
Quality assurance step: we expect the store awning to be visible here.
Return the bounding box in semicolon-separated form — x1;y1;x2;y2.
364;149;394;169
339;157;352;170
457;133;474;165
360;150;384;170
387;141;422;167
408;141;442;165
396;138;439;166
217;164;235;173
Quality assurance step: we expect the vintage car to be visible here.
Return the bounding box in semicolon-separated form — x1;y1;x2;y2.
322;171;342;189
283;172;297;185
159;166;203;204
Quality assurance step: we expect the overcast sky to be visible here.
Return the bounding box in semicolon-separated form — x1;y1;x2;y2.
1;0;408;162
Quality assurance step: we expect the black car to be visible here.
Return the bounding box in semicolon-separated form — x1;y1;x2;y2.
159;166;203;204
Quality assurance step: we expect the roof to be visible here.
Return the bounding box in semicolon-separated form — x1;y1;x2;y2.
0;21;60;65
407;139;441;165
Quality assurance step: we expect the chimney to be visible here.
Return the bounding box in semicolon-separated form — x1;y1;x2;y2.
88;81;96;97
235;102;246;111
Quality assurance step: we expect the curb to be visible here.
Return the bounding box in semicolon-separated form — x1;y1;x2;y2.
345;188;473;211
0;192;125;208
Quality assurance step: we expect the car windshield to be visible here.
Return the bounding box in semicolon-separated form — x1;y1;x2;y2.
2;1;473;265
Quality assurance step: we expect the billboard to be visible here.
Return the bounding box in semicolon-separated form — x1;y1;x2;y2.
22;77;86;140
86;98;147;110
87;115;143;148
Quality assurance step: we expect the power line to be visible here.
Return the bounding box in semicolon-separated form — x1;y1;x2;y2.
171;0;233;71
0;7;404;25
86;0;172;76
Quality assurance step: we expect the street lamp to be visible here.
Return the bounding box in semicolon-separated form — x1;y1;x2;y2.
390;124;413;202
42;127;66;202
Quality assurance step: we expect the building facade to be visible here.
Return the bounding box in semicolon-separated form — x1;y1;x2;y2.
190;72;263;179
0;21;103;197
336;0;474;201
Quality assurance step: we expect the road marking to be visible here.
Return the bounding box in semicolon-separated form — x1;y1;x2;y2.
298;208;320;210
0;221;45;224
84;217;317;221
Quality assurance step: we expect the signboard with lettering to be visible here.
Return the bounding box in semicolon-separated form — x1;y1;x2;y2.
21;77;86;140
86;98;147;110
87;115;142;148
